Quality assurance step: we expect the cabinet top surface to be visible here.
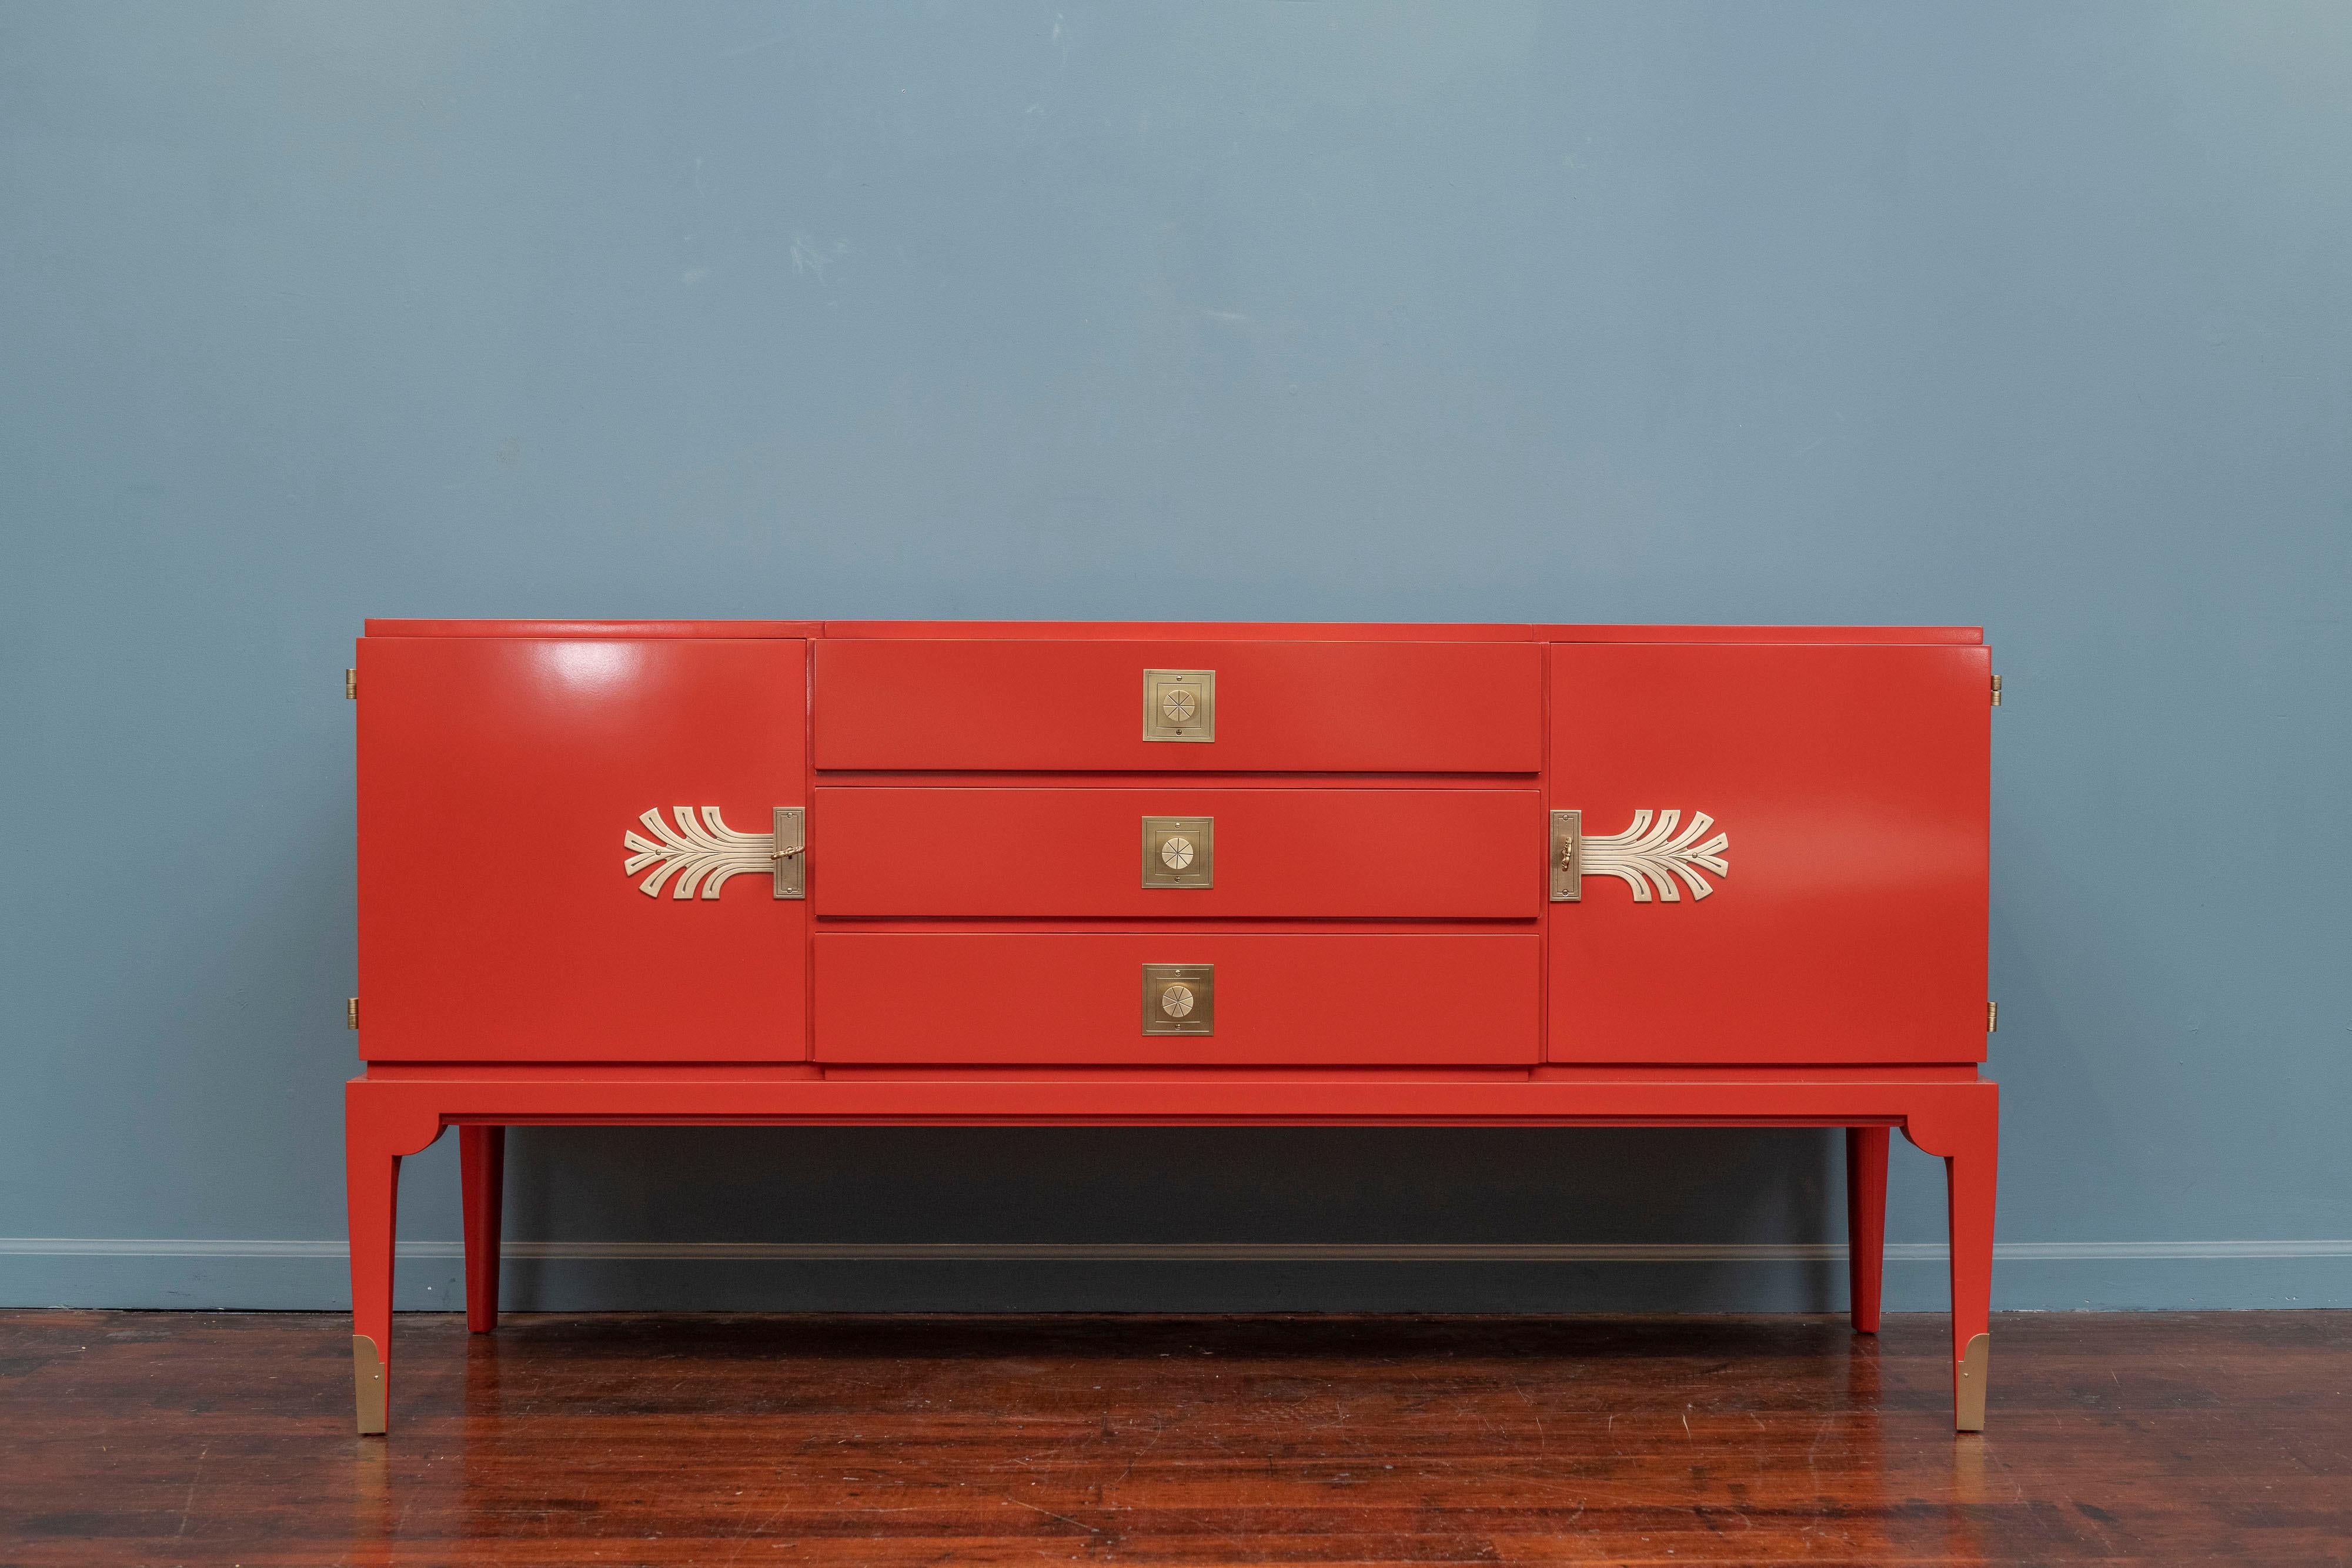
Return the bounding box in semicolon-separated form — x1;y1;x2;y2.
363;618;1983;644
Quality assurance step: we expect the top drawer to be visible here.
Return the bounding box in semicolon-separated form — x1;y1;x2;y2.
815;640;1544;773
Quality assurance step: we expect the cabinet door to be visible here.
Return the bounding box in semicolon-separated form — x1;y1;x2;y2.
1549;641;1988;1064
356;637;807;1061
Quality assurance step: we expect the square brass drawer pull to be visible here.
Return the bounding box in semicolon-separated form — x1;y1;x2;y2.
1142;669;1215;742
1141;816;1214;888
1141;962;1214;1035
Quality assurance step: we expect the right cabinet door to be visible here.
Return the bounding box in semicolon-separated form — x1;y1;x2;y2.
1548;641;1989;1064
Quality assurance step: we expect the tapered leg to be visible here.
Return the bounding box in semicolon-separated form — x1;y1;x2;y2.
460;1125;506;1334
1845;1126;1889;1335
1904;1087;2000;1432
1942;1118;1998;1432
346;1084;442;1436
345;1104;405;1436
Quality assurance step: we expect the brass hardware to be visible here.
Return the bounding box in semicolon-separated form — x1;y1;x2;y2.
1142;670;1215;743
1955;1332;1990;1432
346;997;359;1031
1142;962;1214;1036
353;1333;387;1435
1990;674;2003;707
771;807;806;900
1552;808;1729;902
344;668;358;700
1987;1001;1998;1033
623;805;804;900
1141;816;1214;888
1549;810;1582;902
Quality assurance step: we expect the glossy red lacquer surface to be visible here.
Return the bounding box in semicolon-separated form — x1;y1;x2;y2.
356;637;809;1061
367;619;1978;646
814;640;1544;773
821;622;1977;644
819;621;1539;641
1536;626;1980;645
1547;641;1990;1064
347;619;2001;1437
366;620;820;640
811;787;1543;918
814;932;1541;1065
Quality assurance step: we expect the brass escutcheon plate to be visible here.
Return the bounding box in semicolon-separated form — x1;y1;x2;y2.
1142;670;1215;742
1141;962;1214;1035
1549;808;1582;902
772;807;806;900
1141;816;1214;888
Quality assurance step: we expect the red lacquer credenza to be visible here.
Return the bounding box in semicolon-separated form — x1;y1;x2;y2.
346;620;1999;1433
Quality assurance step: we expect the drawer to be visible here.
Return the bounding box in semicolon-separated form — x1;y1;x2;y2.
814;640;1542;772
813;787;1543;918
814;932;1541;1065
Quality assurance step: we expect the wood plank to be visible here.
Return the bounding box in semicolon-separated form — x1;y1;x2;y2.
1;1310;2344;1564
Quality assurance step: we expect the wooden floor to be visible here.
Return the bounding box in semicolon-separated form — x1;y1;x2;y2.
0;1311;2344;1566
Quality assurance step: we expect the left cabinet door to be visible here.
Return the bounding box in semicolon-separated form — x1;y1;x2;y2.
357;637;808;1061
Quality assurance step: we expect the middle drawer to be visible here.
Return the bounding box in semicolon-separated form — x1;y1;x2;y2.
813;787;1543;919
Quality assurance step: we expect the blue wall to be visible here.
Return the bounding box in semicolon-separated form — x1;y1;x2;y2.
4;2;2347;1313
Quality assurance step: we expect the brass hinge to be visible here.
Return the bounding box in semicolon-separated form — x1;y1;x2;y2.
1986;1001;1998;1032
344;668;358;700
1990;674;2002;707
346;997;359;1030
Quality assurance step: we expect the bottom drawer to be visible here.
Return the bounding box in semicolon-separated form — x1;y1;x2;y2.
814;932;1541;1065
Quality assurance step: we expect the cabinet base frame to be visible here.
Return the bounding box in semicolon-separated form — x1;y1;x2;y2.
346;1072;1996;1436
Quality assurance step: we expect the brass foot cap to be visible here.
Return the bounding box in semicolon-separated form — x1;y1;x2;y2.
1955;1332;1990;1432
353;1333;387;1435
